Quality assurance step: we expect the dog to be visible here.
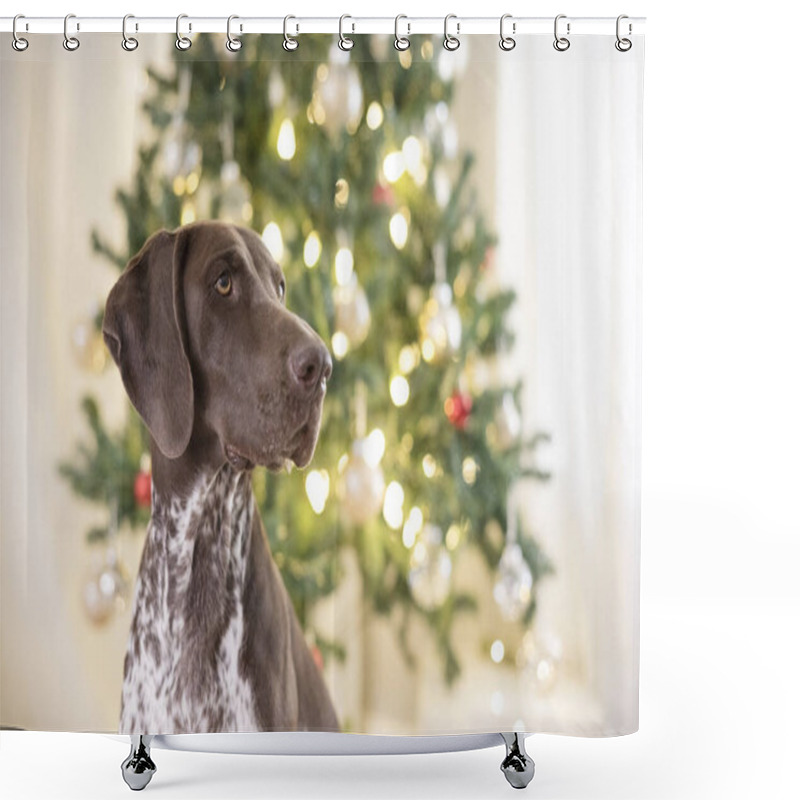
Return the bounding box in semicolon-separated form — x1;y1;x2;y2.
103;221;339;734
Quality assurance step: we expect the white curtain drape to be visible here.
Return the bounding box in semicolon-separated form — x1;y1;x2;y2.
1;36;156;729
496;35;643;733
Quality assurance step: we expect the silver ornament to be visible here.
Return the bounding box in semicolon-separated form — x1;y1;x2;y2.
493;542;533;622
334;275;371;349
408;524;452;610
339;439;385;525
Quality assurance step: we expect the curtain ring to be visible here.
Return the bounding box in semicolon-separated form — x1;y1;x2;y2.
226;15;242;52
615;14;632;52
63;13;80;51
12;14;29;52
394;14;410;51
283;15;299;51
443;14;460;51
499;14;516;51
175;14;192;50
339;14;354;51
122;14;139;51
553;14;570;52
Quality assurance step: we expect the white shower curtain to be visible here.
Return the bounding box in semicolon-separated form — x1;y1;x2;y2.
495;36;643;733
1;29;643;738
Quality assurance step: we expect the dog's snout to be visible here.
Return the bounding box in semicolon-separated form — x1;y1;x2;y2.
289;343;332;392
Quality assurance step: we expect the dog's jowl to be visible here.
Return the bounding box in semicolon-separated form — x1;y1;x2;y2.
104;221;338;734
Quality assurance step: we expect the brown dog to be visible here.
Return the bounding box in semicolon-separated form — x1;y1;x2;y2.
104;221;339;734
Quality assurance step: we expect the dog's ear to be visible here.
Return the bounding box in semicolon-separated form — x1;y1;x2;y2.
102;229;194;459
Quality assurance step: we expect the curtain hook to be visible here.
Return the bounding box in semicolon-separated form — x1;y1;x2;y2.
283;15;299;51
122;14;139;51
443;13;460;51
12;14;29;52
339;14;355;51
226;15;242;52
394;14;410;51
499;14;516;51
175;14;192;50
63;13;80;51
615;15;632;51
553;14;570;52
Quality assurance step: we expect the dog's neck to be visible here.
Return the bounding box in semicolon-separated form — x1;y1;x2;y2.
122;441;264;733
145;428;258;617
151;462;254;550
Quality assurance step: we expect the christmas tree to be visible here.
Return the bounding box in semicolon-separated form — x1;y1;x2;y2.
60;33;552;684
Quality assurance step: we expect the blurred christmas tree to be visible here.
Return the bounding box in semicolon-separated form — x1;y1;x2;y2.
60;33;552;684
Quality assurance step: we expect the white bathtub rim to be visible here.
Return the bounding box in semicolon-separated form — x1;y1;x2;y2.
103;731;521;756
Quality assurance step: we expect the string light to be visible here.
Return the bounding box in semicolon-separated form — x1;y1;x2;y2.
332;331;349;359
304;231;321;268
181;202;196;225
366;101;384;130
305;470;330;514
185;170;200;194
402;506;423;547
398;344;419;374
389;211;409;249
382;481;404;530
363;428;386;468
390;375;410;406
334;247;354;286
402;137;422;172
491;640;505;664
382;151;405;183
462;456;478;485
262;222;284;263
335;178;349;208
445;524;461;550
277;118;296;160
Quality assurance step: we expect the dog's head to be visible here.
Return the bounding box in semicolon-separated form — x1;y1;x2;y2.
102;221;331;472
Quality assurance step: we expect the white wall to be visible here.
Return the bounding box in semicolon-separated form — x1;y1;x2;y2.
1;34;161;731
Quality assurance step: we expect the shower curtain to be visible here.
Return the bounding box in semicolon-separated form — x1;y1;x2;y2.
0;25;643;739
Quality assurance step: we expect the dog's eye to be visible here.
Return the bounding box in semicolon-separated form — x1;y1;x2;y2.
278;280;285;302
215;273;233;297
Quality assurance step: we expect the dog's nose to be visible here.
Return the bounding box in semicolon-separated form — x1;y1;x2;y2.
289;344;332;392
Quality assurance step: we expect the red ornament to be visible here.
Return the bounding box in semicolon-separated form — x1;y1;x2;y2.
133;470;151;508
444;390;472;430
371;183;394;206
311;644;324;672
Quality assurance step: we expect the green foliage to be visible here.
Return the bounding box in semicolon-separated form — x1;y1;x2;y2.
62;34;552;684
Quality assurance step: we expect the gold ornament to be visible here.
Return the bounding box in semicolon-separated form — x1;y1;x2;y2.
71;311;108;373
334;275;371;350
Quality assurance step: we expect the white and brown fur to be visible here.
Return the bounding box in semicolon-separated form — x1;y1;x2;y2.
107;222;339;734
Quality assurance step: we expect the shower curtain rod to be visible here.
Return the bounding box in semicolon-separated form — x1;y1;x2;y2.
1;16;645;37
